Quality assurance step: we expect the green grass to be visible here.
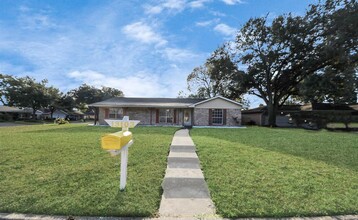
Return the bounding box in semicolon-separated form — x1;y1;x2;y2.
190;127;358;218
0;124;177;217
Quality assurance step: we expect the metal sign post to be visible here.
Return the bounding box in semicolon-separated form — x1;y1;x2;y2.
102;116;140;190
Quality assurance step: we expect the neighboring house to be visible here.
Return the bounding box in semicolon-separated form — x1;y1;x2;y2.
242;103;358;127
42;109;85;121
84;109;95;120
54;109;85;121
47;109;67;119
242;105;301;127
89;96;242;127
0;106;42;120
67;109;85;121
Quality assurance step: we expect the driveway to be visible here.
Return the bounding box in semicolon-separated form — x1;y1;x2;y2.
0;122;33;127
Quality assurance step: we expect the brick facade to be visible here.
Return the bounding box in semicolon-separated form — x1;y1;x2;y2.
193;108;241;126
98;107;241;126
99;107;183;125
226;109;241;126
193;108;209;126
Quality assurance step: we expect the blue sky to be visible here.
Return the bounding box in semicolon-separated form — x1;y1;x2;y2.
0;0;316;107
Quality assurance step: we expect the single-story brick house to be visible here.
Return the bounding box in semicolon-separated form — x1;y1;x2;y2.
89;96;242;127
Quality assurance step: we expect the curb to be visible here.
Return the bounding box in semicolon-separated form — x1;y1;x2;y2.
0;213;148;220
1;213;357;220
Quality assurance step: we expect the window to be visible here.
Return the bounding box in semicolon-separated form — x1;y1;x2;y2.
159;109;173;123
108;108;123;119
212;109;223;125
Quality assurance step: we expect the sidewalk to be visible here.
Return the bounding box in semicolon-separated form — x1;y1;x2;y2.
158;129;216;218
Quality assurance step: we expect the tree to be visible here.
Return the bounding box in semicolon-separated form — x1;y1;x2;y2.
101;86;124;100
47;87;62;119
187;65;213;98
0;74;59;118
298;67;358;104
233;0;357;126
70;84;123;112
57;94;76;112
187;45;246;100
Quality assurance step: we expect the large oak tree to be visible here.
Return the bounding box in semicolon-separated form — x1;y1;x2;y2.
234;0;357;126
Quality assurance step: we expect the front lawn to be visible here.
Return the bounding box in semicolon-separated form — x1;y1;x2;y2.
0;124;177;217
190;127;358;218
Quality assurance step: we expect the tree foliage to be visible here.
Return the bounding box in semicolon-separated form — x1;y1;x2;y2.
298;67;358;104
233;0;357;126
1;74;124;118
187;45;246;100
0;74;61;117
69;84;124;112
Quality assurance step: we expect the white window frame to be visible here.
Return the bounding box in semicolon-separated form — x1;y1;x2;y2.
212;109;223;125
159;109;174;124
108;108;123;119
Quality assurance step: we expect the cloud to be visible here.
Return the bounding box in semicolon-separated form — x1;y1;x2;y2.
122;22;167;46
189;0;212;8
144;0;211;14
0;1;207;98
17;5;58;30
143;5;163;14
161;47;200;62
67;70;179;97
221;0;245;5
144;0;186;14
195;18;220;27
214;23;237;36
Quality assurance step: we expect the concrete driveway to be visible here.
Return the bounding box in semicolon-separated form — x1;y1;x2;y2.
0;122;33;127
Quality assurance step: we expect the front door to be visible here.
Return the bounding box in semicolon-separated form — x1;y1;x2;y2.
183;109;192;126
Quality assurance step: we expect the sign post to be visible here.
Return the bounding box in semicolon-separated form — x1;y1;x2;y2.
102;116;140;190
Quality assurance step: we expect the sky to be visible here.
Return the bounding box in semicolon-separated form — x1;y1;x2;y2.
0;0;317;107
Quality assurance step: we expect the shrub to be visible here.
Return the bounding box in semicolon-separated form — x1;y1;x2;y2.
0;113;13;121
54;118;69;125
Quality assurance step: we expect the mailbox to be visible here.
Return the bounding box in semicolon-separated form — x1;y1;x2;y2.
101;131;132;150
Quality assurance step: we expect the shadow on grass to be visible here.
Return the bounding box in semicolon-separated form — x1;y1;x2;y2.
191;127;358;172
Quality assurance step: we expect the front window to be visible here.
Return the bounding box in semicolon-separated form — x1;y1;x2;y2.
159;109;173;123
108;108;123;119
212;109;223;125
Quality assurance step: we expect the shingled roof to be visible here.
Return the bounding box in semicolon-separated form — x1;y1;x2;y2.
0;106;33;113
89;97;206;108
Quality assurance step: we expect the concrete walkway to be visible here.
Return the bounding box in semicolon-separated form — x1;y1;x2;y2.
159;129;216;218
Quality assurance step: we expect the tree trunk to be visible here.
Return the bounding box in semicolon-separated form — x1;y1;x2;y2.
32;108;37;120
267;103;277;127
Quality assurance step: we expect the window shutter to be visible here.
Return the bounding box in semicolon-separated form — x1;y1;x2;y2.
223;109;227;125
104;108;109;119
209;109;212;125
156;109;159;123
174;109;177;124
